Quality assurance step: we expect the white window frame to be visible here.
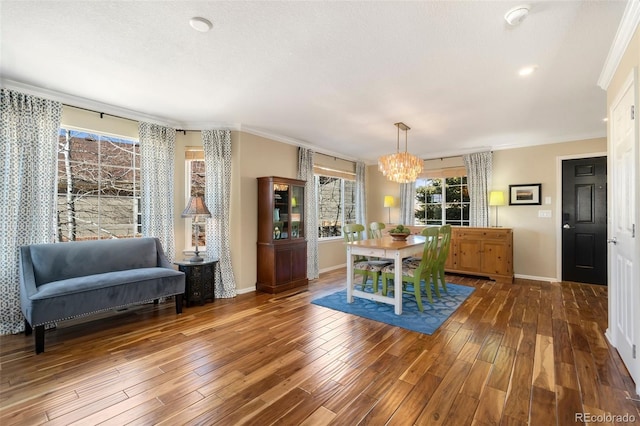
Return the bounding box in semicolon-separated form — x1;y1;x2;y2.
57;126;141;241
414;176;470;226
315;174;356;240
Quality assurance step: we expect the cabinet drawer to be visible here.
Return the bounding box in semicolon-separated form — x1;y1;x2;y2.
454;229;510;241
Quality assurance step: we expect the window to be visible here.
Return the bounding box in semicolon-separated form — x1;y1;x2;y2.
57;128;140;241
415;176;469;226
185;157;207;249
316;175;356;238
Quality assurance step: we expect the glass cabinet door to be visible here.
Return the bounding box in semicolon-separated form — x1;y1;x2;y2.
273;183;289;240
291;185;304;239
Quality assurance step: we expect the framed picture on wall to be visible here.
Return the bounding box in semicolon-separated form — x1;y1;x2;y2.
509;183;541;205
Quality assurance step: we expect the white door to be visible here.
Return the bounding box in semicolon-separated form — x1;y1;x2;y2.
608;71;639;394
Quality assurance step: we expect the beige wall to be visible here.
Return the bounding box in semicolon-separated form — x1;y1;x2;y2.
367;164;402;225
362;141;607;281
232;131;298;292
493;139;606;280
61;105;608;285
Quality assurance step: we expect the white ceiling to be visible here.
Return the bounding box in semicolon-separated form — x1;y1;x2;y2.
0;1;629;163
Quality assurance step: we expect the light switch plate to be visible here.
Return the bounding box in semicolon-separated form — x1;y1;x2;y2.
544;196;551;205
538;210;552;218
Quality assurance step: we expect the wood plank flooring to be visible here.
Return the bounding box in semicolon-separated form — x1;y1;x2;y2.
1;270;638;425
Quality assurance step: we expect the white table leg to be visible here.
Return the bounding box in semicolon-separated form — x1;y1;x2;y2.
394;251;402;315
346;245;354;303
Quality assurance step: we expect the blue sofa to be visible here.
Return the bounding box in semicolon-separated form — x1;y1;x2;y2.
19;237;185;353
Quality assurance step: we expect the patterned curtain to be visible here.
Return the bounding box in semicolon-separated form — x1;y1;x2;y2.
139;122;176;261
399;181;416;225
463;151;492;227
297;147;319;279
355;161;367;235
0;89;62;334
202;129;237;298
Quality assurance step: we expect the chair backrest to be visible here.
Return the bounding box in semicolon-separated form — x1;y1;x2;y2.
369;222;386;239
436;225;452;264
414;227;440;275
343;223;366;243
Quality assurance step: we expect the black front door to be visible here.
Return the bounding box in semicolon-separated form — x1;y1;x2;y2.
561;156;607;285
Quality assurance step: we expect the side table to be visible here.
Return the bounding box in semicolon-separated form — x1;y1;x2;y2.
174;258;218;306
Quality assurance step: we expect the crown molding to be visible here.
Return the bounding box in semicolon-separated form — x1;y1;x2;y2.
598;0;640;90
0;79;365;162
1;78;183;128
239;125;362;163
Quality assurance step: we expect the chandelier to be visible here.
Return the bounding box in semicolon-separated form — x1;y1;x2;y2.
378;122;423;183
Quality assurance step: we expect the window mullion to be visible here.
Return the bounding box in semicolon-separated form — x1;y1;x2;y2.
442;180;446;225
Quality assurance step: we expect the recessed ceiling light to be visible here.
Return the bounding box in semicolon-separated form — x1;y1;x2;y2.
518;65;537;76
189;17;213;32
504;5;530;26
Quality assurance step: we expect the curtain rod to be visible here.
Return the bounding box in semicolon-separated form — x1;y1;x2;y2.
64;104;138;123
314;165;356;176
63;104;198;135
423;150;493;161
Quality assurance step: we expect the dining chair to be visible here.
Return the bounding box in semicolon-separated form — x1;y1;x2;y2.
368;221;386;239
381;226;440;312
343;223;390;293
431;224;452;294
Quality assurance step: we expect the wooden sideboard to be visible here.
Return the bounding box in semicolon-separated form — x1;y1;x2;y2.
447;227;513;283
399;225;514;283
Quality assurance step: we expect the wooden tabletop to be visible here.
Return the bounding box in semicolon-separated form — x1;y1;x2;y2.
345;235;426;249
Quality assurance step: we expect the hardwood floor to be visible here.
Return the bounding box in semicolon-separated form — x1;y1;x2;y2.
1;270;638;425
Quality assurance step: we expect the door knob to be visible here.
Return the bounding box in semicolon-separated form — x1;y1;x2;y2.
563;224;573;229
607;237;618;245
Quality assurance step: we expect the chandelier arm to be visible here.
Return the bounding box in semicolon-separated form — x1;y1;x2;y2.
396;125;400;153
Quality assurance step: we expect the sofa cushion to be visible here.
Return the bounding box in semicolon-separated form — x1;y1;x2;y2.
32;268;183;299
24;268;185;326
29;238;159;286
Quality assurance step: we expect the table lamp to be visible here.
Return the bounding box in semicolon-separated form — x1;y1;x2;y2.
181;196;211;262
384;195;395;223
489;190;505;227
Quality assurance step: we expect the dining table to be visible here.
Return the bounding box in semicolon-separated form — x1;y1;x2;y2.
345;234;426;315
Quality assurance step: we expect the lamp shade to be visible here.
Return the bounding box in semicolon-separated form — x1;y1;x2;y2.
383;195;395;208
181;196;212;218
489;191;506;206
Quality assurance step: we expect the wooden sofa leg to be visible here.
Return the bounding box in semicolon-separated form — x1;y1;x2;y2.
24;319;32;336
175;294;183;314
35;325;45;354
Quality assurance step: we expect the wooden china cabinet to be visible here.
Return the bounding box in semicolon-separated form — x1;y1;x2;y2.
256;176;308;293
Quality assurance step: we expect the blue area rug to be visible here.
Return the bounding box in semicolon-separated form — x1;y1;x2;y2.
311;283;475;335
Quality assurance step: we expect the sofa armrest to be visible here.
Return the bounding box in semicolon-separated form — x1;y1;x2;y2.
153;238;174;269
19;246;39;323
19;247;38;298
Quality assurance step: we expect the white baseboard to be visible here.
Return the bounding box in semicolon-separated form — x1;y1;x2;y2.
319;264;347;274
236;286;256;295
514;273;559;283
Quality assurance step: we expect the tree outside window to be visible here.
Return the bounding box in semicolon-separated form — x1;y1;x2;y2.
415;177;469;226
57;128;140;241
316;175;356;238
